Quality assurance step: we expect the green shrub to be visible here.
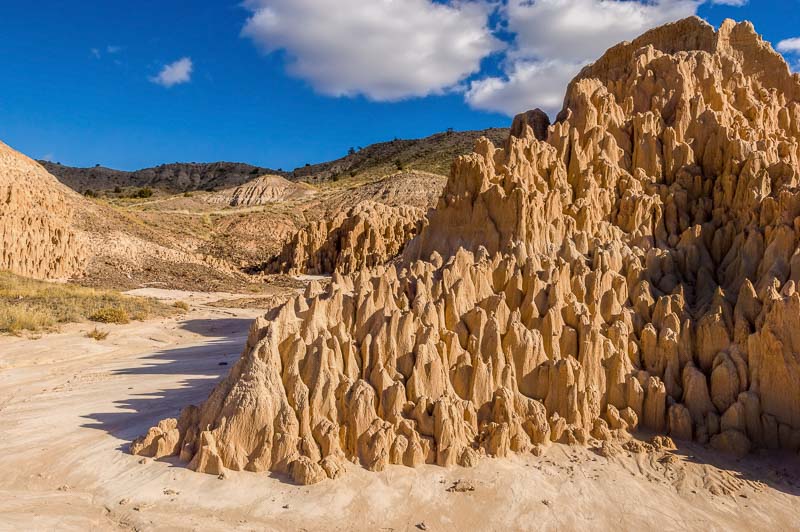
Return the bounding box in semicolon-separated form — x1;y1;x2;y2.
133;187;153;199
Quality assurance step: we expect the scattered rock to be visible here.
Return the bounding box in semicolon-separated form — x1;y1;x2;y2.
447;479;476;493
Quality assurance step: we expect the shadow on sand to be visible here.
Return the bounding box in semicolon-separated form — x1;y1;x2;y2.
81;317;252;452
668;440;800;497
82;317;800;494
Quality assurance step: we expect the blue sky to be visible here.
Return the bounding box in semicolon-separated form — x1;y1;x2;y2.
0;1;798;171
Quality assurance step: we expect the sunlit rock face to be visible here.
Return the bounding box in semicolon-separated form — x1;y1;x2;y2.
133;17;800;482
0;141;87;280
267;200;426;275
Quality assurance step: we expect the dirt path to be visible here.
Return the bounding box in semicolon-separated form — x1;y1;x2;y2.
0;292;798;531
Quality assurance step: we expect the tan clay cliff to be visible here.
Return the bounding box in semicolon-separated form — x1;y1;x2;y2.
0;142;87;279
267;201;426;275
264;171;446;275
132;17;800;484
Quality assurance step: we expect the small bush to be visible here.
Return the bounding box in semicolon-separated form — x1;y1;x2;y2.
173;300;189;311
394;159;404;171
183;191;193;198
86;328;109;341
89;307;130;324
133;187;153;199
113;186;122;194
84;189;98;198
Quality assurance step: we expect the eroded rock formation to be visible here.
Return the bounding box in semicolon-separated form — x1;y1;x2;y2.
267;201;426;275
0;142;87;279
133;17;800;482
207;174;315;207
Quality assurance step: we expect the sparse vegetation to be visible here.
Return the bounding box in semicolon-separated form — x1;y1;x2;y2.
173;300;190;311
132;187;153;199
0;271;171;334
86;327;109;341
89;307;130;324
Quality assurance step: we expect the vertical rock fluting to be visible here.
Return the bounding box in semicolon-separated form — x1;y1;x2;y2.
0;142;87;279
266;201;427;275
132;17;800;482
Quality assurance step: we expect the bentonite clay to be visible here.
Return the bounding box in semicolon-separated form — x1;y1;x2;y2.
0;142;87;280
132;17;800;484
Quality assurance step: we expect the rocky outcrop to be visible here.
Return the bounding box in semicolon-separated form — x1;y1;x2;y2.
207;174;315;207
263;171;445;275
0;142;87;279
267;201;426;275
510;109;550;141
133;17;800;482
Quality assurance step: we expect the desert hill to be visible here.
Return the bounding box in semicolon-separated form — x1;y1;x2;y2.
132;16;800;487
206;174;316;207
0;142;88;279
41;160;286;194
0;140;256;290
289;128;508;183
41;128;507;194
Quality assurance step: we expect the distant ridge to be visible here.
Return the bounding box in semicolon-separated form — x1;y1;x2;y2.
41;127;508;193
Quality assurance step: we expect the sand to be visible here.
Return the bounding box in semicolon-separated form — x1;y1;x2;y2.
0;290;798;531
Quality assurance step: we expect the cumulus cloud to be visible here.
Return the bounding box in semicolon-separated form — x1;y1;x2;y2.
150;57;193;88
467;60;582;116
241;0;502;101
465;0;701;116
777;37;800;54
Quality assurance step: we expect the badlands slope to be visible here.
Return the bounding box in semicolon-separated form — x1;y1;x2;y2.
132;17;800;489
0;142;87;279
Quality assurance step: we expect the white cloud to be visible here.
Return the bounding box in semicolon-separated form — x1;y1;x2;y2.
107;45;122;54
465;0;701;116
90;48;101;59
709;0;747;5
241;0;502;101
777;37;800;54
467;60;582;116
150;57;193;87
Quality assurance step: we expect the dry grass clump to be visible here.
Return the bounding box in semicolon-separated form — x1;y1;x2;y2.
173;300;190;311
0;271;171;334
86;328;110;341
89;307;130;324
